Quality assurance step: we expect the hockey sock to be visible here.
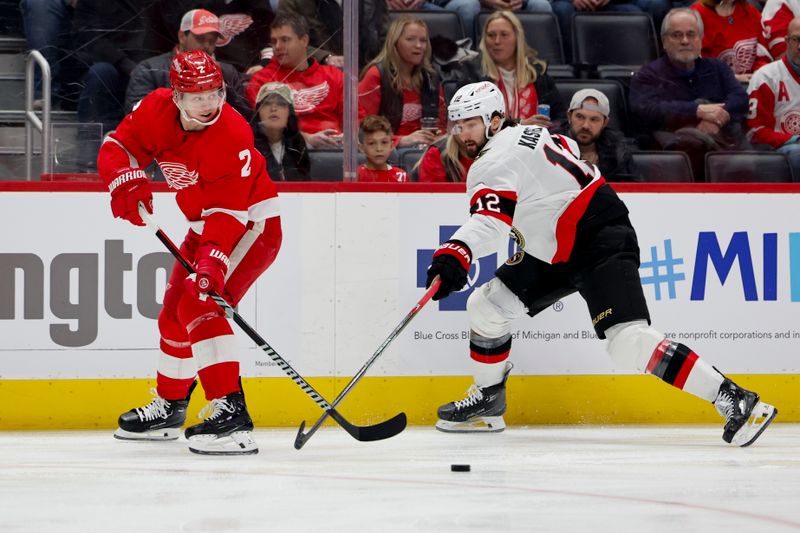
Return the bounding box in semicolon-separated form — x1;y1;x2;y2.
197;361;241;400
156;373;196;401
646;340;724;402
470;331;511;387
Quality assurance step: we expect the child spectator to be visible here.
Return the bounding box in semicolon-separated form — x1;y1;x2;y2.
358;115;409;182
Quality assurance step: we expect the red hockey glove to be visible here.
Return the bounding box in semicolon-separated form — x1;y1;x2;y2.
426;240;472;301
184;245;230;299
108;168;152;226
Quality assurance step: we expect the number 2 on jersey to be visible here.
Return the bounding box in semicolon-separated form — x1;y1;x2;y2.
238;149;252;177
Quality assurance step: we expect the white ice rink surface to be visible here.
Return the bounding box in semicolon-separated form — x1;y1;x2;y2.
1;425;799;533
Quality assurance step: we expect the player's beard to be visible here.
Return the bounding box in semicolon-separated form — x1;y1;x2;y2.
464;137;488;158
573;128;600;147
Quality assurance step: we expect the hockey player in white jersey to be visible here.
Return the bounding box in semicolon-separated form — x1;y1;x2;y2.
427;81;777;446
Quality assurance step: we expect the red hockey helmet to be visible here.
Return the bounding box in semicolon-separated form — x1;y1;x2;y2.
169;50;223;93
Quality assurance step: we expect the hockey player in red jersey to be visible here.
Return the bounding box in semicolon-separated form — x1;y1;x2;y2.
97;50;281;455
426;81;777;447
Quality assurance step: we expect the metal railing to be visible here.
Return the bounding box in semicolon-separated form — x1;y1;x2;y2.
25;50;51;180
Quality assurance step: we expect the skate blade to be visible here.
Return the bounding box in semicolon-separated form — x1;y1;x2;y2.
435;416;506;433
187;431;259;455
114;427;181;441
732;402;778;447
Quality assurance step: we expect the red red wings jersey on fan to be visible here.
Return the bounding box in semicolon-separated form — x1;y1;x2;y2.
98;88;279;251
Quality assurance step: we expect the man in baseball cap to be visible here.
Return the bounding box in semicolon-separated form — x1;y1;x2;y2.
178;9;222;56
125;8;252;121
561;88;640;181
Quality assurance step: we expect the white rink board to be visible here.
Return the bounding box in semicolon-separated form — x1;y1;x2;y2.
1;191;799;379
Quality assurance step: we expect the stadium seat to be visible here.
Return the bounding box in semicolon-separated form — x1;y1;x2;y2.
705;151;795;183
477;12;566;67
554;79;629;135
572;13;659;73
388;10;465;42
399;148;425;180
308;150;345;181
631;151;694;182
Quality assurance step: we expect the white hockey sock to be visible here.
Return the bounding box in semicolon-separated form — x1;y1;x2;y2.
472;359;508;388
682;357;725;402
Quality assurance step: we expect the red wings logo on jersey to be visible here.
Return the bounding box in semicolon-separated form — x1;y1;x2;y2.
217;14;253;47
780;111;800;134
159;161;199;190
401;103;422;124
719;38;758;74
292;82;330;113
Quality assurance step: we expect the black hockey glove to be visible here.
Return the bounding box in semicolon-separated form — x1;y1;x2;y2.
426;240;472;301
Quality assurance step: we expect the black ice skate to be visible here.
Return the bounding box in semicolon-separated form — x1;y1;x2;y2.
114;381;196;441
185;390;258;455
436;362;513;433
714;378;777;447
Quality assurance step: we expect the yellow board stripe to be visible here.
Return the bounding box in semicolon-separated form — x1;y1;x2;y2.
0;374;797;430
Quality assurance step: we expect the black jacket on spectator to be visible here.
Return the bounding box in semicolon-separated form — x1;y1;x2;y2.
254;129;311;182
630;56;748;134
72;0;157;77
143;0;273;71
125;50;253;120
555;125;642;182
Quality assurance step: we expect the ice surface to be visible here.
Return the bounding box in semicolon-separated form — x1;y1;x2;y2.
1;425;798;532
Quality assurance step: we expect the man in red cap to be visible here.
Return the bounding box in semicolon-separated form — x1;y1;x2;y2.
126;8;252;120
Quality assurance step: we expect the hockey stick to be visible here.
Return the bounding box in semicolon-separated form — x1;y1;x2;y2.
294;275;441;450
136;204;406;443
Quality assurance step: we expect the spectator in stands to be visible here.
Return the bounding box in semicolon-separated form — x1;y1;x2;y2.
416;130;476;182
551;0;670;61
245;13;345;149
386;1;482;42
19;0;76;108
72;0;155;168
125;9;251;121
358;115;409;182
142;0;274;73
556;89;642;182
253;82;311;181
478;10;566;128
760;0;799;61
746;16;800;177
692;0;771;83
630;8;749;181
359;15;446;151
276;0;388;69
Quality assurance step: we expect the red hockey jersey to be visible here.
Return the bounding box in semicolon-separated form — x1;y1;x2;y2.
245;59;344;134
692;2;772;74
746;56;800;147
97;88;279;256
357;164;408;183
760;0;800;59
358;65;446;145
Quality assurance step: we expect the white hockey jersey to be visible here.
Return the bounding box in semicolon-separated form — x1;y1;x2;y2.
450;124;623;265
747;56;800;147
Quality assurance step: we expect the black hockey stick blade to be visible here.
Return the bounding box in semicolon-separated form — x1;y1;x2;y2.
294;410;407;449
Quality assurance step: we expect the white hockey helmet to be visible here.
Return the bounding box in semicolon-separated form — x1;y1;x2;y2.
448;81;506;137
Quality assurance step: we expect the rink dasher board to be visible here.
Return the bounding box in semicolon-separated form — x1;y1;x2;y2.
0;186;798;427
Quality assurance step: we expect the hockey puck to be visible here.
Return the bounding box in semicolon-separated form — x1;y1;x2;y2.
450;464;471;472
